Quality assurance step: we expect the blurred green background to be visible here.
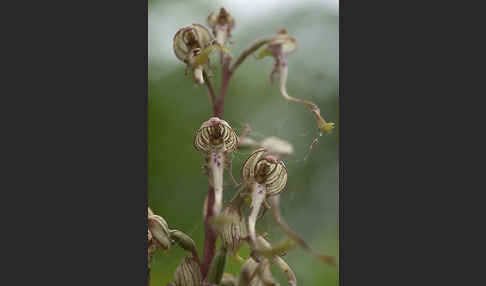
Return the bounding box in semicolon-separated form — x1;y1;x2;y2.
148;0;338;285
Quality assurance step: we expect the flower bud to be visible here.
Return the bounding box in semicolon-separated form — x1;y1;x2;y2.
207;8;235;45
220;204;247;253
194;117;238;154
169;230;198;258
148;215;171;250
174;257;202;286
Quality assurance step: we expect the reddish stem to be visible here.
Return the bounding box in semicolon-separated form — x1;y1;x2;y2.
201;186;218;278
213;52;232;118
203;46;232;278
203;70;216;106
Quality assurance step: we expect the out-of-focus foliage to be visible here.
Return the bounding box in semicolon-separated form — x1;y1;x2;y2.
149;0;338;285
